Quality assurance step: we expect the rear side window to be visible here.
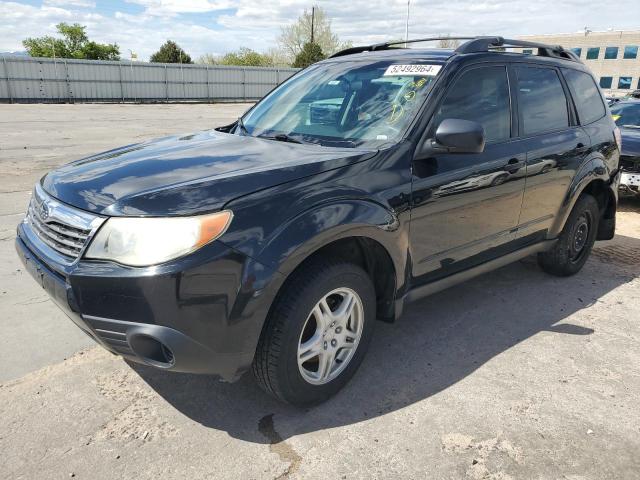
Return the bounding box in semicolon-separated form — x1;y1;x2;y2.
515;66;569;136
432;66;511;143
562;69;606;125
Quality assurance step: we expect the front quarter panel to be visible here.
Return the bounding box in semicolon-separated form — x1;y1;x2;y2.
220;146;413;296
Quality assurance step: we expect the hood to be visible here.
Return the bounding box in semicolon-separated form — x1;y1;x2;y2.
42;130;376;216
621;127;640;158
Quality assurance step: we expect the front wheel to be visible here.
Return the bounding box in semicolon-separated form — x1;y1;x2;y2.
253;260;376;406
538;194;600;276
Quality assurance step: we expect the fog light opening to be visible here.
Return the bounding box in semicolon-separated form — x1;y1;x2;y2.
129;334;175;368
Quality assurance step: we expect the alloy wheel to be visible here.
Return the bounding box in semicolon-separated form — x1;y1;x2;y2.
297;287;364;385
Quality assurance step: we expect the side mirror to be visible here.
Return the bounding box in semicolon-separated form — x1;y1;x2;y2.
431;118;486;154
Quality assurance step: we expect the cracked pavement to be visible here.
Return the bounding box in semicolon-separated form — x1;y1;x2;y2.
1;104;639;479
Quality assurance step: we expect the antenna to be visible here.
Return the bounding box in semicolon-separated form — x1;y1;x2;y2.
405;1;410;48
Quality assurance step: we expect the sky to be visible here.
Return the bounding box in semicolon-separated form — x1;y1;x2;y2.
1;0;639;61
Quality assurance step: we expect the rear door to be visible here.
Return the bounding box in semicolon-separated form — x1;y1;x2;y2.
512;64;592;242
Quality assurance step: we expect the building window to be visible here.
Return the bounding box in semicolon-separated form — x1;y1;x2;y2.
623;46;638;59
522;49;533;54
571;47;582;57
604;47;618;59
586;47;600;60
600;77;613;89
618;77;632;90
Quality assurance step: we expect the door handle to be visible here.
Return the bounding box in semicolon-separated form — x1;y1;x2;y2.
504;158;525;173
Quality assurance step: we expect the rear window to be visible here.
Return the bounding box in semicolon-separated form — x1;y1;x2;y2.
515;66;569;136
562;69;606;125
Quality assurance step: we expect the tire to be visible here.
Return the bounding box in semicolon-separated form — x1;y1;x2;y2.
537;194;600;277
252;260;376;406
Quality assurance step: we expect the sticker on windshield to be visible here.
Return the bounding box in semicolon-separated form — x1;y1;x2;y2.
383;64;442;76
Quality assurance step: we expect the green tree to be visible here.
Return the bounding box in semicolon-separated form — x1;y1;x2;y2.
81;41;120;61
278;6;350;63
292;42;325;68
198;48;291;67
22;23;120;60
149;40;192;64
219;48;273;67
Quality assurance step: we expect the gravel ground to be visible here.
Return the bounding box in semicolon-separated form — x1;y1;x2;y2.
1;104;639;479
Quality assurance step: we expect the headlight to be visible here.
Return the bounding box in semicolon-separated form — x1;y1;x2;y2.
85;210;233;266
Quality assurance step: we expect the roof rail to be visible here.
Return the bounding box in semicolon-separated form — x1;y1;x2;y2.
456;36;580;61
329;36;475;58
330;36;580;62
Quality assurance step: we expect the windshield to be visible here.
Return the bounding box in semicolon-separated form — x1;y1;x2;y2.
611;102;640;128
240;60;442;147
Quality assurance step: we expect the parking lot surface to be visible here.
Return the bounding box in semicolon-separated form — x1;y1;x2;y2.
1;104;639;479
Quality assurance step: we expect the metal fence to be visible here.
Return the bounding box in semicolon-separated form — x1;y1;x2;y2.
0;56;298;103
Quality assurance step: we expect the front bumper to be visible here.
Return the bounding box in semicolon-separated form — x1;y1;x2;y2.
16;224;282;381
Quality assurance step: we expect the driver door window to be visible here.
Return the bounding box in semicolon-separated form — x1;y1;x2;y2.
432;66;511;143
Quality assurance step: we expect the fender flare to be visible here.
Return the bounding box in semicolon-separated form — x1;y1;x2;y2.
548;154;612;238
257;198;408;301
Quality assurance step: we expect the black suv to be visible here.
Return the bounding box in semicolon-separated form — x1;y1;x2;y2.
16;37;620;405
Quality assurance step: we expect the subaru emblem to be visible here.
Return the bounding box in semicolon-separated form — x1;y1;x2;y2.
40;202;49;220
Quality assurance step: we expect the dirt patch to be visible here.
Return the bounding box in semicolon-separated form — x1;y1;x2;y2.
442;432;523;479
93;369;179;443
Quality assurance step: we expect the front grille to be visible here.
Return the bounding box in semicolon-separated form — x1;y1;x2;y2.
24;184;104;261
27;200;91;257
620;156;640;173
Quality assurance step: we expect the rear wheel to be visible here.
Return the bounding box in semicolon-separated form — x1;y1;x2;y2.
253;260;376;406
538;194;600;276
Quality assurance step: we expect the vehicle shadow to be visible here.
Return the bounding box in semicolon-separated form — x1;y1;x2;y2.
131;238;638;444
619;197;640;213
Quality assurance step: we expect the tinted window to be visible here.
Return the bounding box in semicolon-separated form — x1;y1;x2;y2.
432;66;511;143
600;77;613;88
604;47;618;59
563;69;605;125
571;47;582;58
515;66;569;136
586;47;600;60
618;77;632;89
624;45;638;59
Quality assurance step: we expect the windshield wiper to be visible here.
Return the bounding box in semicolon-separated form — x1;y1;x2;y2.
257;133;306;144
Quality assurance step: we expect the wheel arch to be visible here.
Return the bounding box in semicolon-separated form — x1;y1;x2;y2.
549;156;617;239
257;200;408;323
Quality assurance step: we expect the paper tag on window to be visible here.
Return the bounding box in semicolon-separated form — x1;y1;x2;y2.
383;64;442;76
